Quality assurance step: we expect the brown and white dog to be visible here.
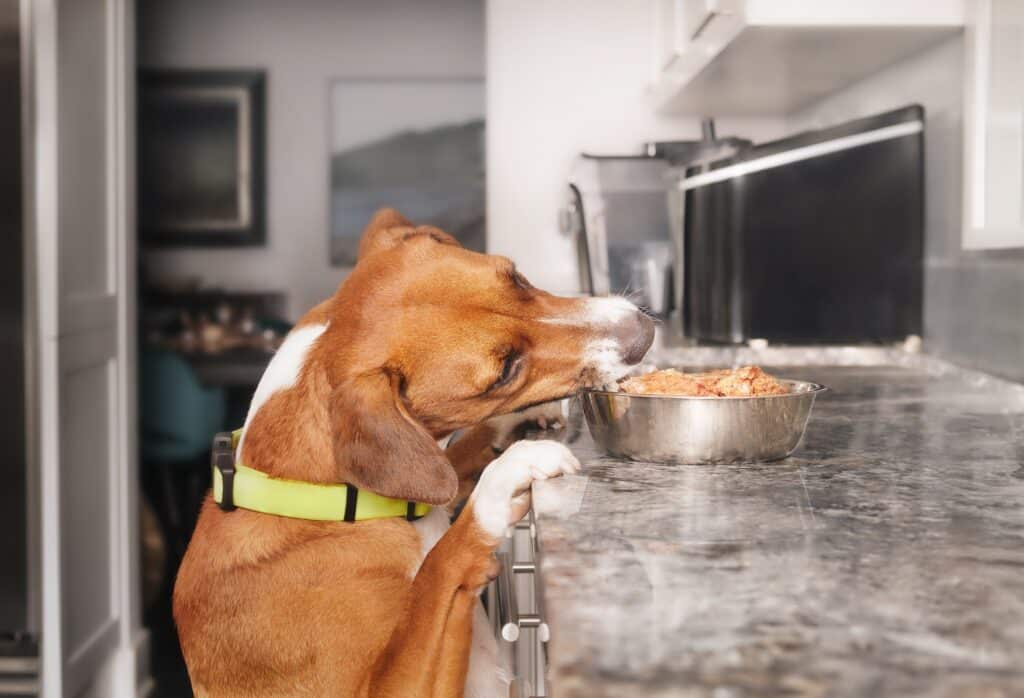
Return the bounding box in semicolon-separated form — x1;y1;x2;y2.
173;209;654;697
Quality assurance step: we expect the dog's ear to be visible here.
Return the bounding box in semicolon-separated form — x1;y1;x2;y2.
330;369;457;505
358;208;460;260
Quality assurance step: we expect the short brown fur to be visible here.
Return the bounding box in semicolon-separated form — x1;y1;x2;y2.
174;208;644;697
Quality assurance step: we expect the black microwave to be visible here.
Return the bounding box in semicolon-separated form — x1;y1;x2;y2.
678;105;924;344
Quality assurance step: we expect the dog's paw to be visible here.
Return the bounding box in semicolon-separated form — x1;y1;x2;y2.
487;401;568;452
469;440;580;539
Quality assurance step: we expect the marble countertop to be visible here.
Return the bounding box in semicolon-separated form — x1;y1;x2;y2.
532;355;1024;697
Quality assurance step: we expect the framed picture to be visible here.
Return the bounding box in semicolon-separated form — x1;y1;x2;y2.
139;70;266;246
329;77;485;265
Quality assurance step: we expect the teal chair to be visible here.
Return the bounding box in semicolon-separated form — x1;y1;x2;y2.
140;349;226;556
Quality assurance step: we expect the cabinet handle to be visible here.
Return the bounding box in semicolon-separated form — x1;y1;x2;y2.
690;11;717;42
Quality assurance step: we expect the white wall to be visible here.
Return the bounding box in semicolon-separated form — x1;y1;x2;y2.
485;0;784;294
138;0;484;320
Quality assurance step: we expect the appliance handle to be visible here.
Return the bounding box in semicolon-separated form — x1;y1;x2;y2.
689;11;718;41
677;121;924;192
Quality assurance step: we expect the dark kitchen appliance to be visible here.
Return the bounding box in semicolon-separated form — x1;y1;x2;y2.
562;121;749;319
676;105;925;344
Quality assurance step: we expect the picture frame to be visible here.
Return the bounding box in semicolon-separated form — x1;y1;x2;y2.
139;69;266;247
327;77;485;266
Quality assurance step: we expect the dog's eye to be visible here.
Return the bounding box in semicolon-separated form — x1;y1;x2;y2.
490;352;524;391
510;270;533;291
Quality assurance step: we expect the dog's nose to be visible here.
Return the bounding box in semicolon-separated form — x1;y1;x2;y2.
615;311;656;365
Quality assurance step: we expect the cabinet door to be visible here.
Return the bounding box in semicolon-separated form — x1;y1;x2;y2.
680;0;717;42
654;0;687;73
651;0;745;97
964;0;1024;249
655;0;730;74
30;0;140;695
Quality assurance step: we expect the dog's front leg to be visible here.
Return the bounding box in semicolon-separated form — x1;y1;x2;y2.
446;424;501;506
366;440;579;698
447;402;568;506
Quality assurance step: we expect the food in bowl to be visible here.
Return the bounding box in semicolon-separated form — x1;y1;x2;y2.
618;366;789;398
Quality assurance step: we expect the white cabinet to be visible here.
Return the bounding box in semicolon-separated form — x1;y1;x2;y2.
649;0;966;115
651;0;744;89
654;0;736;74
963;0;1024;249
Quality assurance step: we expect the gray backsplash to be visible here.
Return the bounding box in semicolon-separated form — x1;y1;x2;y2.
925;252;1024;382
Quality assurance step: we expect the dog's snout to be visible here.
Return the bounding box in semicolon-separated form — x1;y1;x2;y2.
614;311;656;365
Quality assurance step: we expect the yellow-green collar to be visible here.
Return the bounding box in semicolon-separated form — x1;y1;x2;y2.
211;431;431;522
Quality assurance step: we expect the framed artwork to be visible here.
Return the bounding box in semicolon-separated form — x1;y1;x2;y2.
328;77;485;265
139;70;266;246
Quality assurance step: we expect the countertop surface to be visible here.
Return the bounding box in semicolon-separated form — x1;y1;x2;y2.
532;357;1024;697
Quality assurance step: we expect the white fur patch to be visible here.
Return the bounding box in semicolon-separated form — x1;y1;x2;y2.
542;296;641;386
583;295;640;324
469;440;580;539
583;337;632;386
237;322;327;459
541;295;638;328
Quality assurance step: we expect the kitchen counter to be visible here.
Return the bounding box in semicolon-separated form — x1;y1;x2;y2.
532;355;1024;697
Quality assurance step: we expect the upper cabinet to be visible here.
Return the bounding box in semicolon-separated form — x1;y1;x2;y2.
649;0;966;115
963;0;1024;249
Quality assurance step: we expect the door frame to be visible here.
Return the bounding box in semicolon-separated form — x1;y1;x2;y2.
22;0;147;694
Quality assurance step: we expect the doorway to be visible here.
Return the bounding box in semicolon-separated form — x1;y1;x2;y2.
131;1;486;695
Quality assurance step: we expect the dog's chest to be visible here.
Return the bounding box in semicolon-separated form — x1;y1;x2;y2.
410;507;452;573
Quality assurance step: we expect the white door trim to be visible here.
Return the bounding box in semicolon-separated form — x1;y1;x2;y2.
26;0;144;694
110;0;147;693
27;1;65;695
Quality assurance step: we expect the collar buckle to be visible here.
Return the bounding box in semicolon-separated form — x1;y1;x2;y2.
212;432;237;512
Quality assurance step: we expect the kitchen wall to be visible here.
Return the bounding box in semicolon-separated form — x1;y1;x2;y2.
141;0;783;314
789;36;1024;382
141;3;1022;380
138;0;484;320
486;0;785;294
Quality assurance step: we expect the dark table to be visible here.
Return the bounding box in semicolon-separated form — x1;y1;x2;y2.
187;348;273;388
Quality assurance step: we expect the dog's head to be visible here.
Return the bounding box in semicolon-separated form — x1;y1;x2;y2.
298;209;653;504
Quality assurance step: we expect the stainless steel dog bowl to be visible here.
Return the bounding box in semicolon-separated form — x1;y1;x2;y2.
579;379;827;464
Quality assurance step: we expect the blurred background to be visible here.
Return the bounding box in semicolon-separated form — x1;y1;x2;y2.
5;0;1024;696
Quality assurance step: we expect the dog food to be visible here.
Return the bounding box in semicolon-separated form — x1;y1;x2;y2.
619;366;789;397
